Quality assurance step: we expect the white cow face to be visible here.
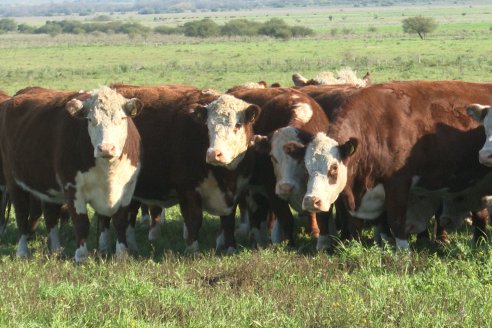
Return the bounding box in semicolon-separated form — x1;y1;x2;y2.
269;127;307;200
285;133;357;212
467;103;492;166
66;86;142;160
193;94;260;169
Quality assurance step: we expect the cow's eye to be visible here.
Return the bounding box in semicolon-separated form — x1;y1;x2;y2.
328;163;338;184
234;123;242;132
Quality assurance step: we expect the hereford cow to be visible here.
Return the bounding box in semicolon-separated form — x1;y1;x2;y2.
111;84;259;253
0;86;142;261
292;68;371;87
286;80;492;249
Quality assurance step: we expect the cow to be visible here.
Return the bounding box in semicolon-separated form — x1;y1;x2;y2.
226;81;281;93
0;86;142;261
111;84;260;253
285;80;492;249
292;68;371;87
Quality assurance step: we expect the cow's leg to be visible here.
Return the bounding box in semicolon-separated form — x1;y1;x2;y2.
140;203;151;226
112;206;130;258
434;211;450;244
43;202;63;253
236;193;250;239
148;205;163;242
219;208;237;254
98;214;111;253
316;210;333;251
384;180;411;250
10;186;31;258
269;196;295;247
125;200;140;251
27;196;42;236
178;189;203;253
246;191;270;248
472;208;488;243
308;212;320;238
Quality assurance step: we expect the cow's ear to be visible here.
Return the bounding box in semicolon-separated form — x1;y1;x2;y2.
283;141;306;161
190;105;208;125
292;73;308;87
467;104;490;123
270;82;281;88
339;138;358;160
253;135;271;154
245;104;261;123
66;99;86;119
124;98;143;117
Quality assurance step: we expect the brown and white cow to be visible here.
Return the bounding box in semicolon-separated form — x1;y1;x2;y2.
0;86;142;261
468;103;492;166
111;84;258;253
287;80;492;249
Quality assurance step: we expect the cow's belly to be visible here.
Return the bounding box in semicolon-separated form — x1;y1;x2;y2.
73;157;140;216
195;171;234;216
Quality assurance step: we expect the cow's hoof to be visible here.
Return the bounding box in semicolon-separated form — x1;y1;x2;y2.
395;238;410;251
185;240;199;253
249;227;261;248
226;246;237;255
49;227;62;253
98;228;111;253
16;235;29;258
215;232;225;251
75;244;89;263
115;242;129;260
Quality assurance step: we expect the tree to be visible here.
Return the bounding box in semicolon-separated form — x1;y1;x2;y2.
402;16;437;40
0;18;17;33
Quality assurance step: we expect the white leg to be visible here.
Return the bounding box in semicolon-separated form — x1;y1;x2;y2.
148;223;161;242
115;241;129;259
185;240;199;253
215;231;225;251
226;246;236;255
75;243;89;263
249;227;261;247
395;238;410;251
16;234;29;258
270;218;283;244
259;221;269;245
140;214;151;226
49;226;62;253
373;225;382;245
98;228;111;253
126;225;138;251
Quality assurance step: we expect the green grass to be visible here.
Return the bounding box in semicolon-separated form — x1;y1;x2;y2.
0;4;492;326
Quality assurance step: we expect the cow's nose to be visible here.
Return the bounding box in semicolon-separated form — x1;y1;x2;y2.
303;195;322;212
277;183;294;196
97;144;116;157
206;148;225;163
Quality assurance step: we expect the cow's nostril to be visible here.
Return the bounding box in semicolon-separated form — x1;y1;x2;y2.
215;151;223;159
314;198;321;207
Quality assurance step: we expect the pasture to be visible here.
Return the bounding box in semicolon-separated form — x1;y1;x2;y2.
0;4;492;327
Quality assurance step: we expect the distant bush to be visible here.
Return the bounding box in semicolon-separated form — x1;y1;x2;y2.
154;25;182;35
0;18;17;33
221;19;261;36
257;18;313;39
368;26;377;32
183;18;220;37
17;23;36;34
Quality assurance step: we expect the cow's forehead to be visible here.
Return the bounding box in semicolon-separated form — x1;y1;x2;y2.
272;127;300;150
86;86;128;115
306;133;340;169
207;94;251;117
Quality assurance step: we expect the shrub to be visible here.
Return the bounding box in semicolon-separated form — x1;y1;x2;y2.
402;16;438;39
220;19;261;36
183;18;220;38
17;23;36;34
0;18;17;32
154;25;181;35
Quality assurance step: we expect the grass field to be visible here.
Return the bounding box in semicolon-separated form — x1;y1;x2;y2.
0;4;492;327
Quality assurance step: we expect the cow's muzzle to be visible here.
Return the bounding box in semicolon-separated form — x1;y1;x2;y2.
206;148;227;165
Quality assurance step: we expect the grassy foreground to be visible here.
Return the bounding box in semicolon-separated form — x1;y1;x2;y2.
0;4;491;327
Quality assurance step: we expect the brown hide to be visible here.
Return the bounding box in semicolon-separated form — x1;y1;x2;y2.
112;84;256;250
328;80;492;240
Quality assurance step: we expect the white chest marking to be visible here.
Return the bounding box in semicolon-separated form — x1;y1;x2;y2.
195;171;233;216
72;155;140;216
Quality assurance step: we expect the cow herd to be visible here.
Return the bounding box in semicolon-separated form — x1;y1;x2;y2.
1;68;492;262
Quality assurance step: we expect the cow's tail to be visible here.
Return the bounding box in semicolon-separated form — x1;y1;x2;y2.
0;187;10;235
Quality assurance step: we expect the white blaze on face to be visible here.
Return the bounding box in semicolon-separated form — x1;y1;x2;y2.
84;87;132;159
303;133;348;212
205;95;254;169
467;104;492;166
271;127;306;203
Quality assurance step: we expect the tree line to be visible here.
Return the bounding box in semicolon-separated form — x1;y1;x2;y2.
0;17;314;39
